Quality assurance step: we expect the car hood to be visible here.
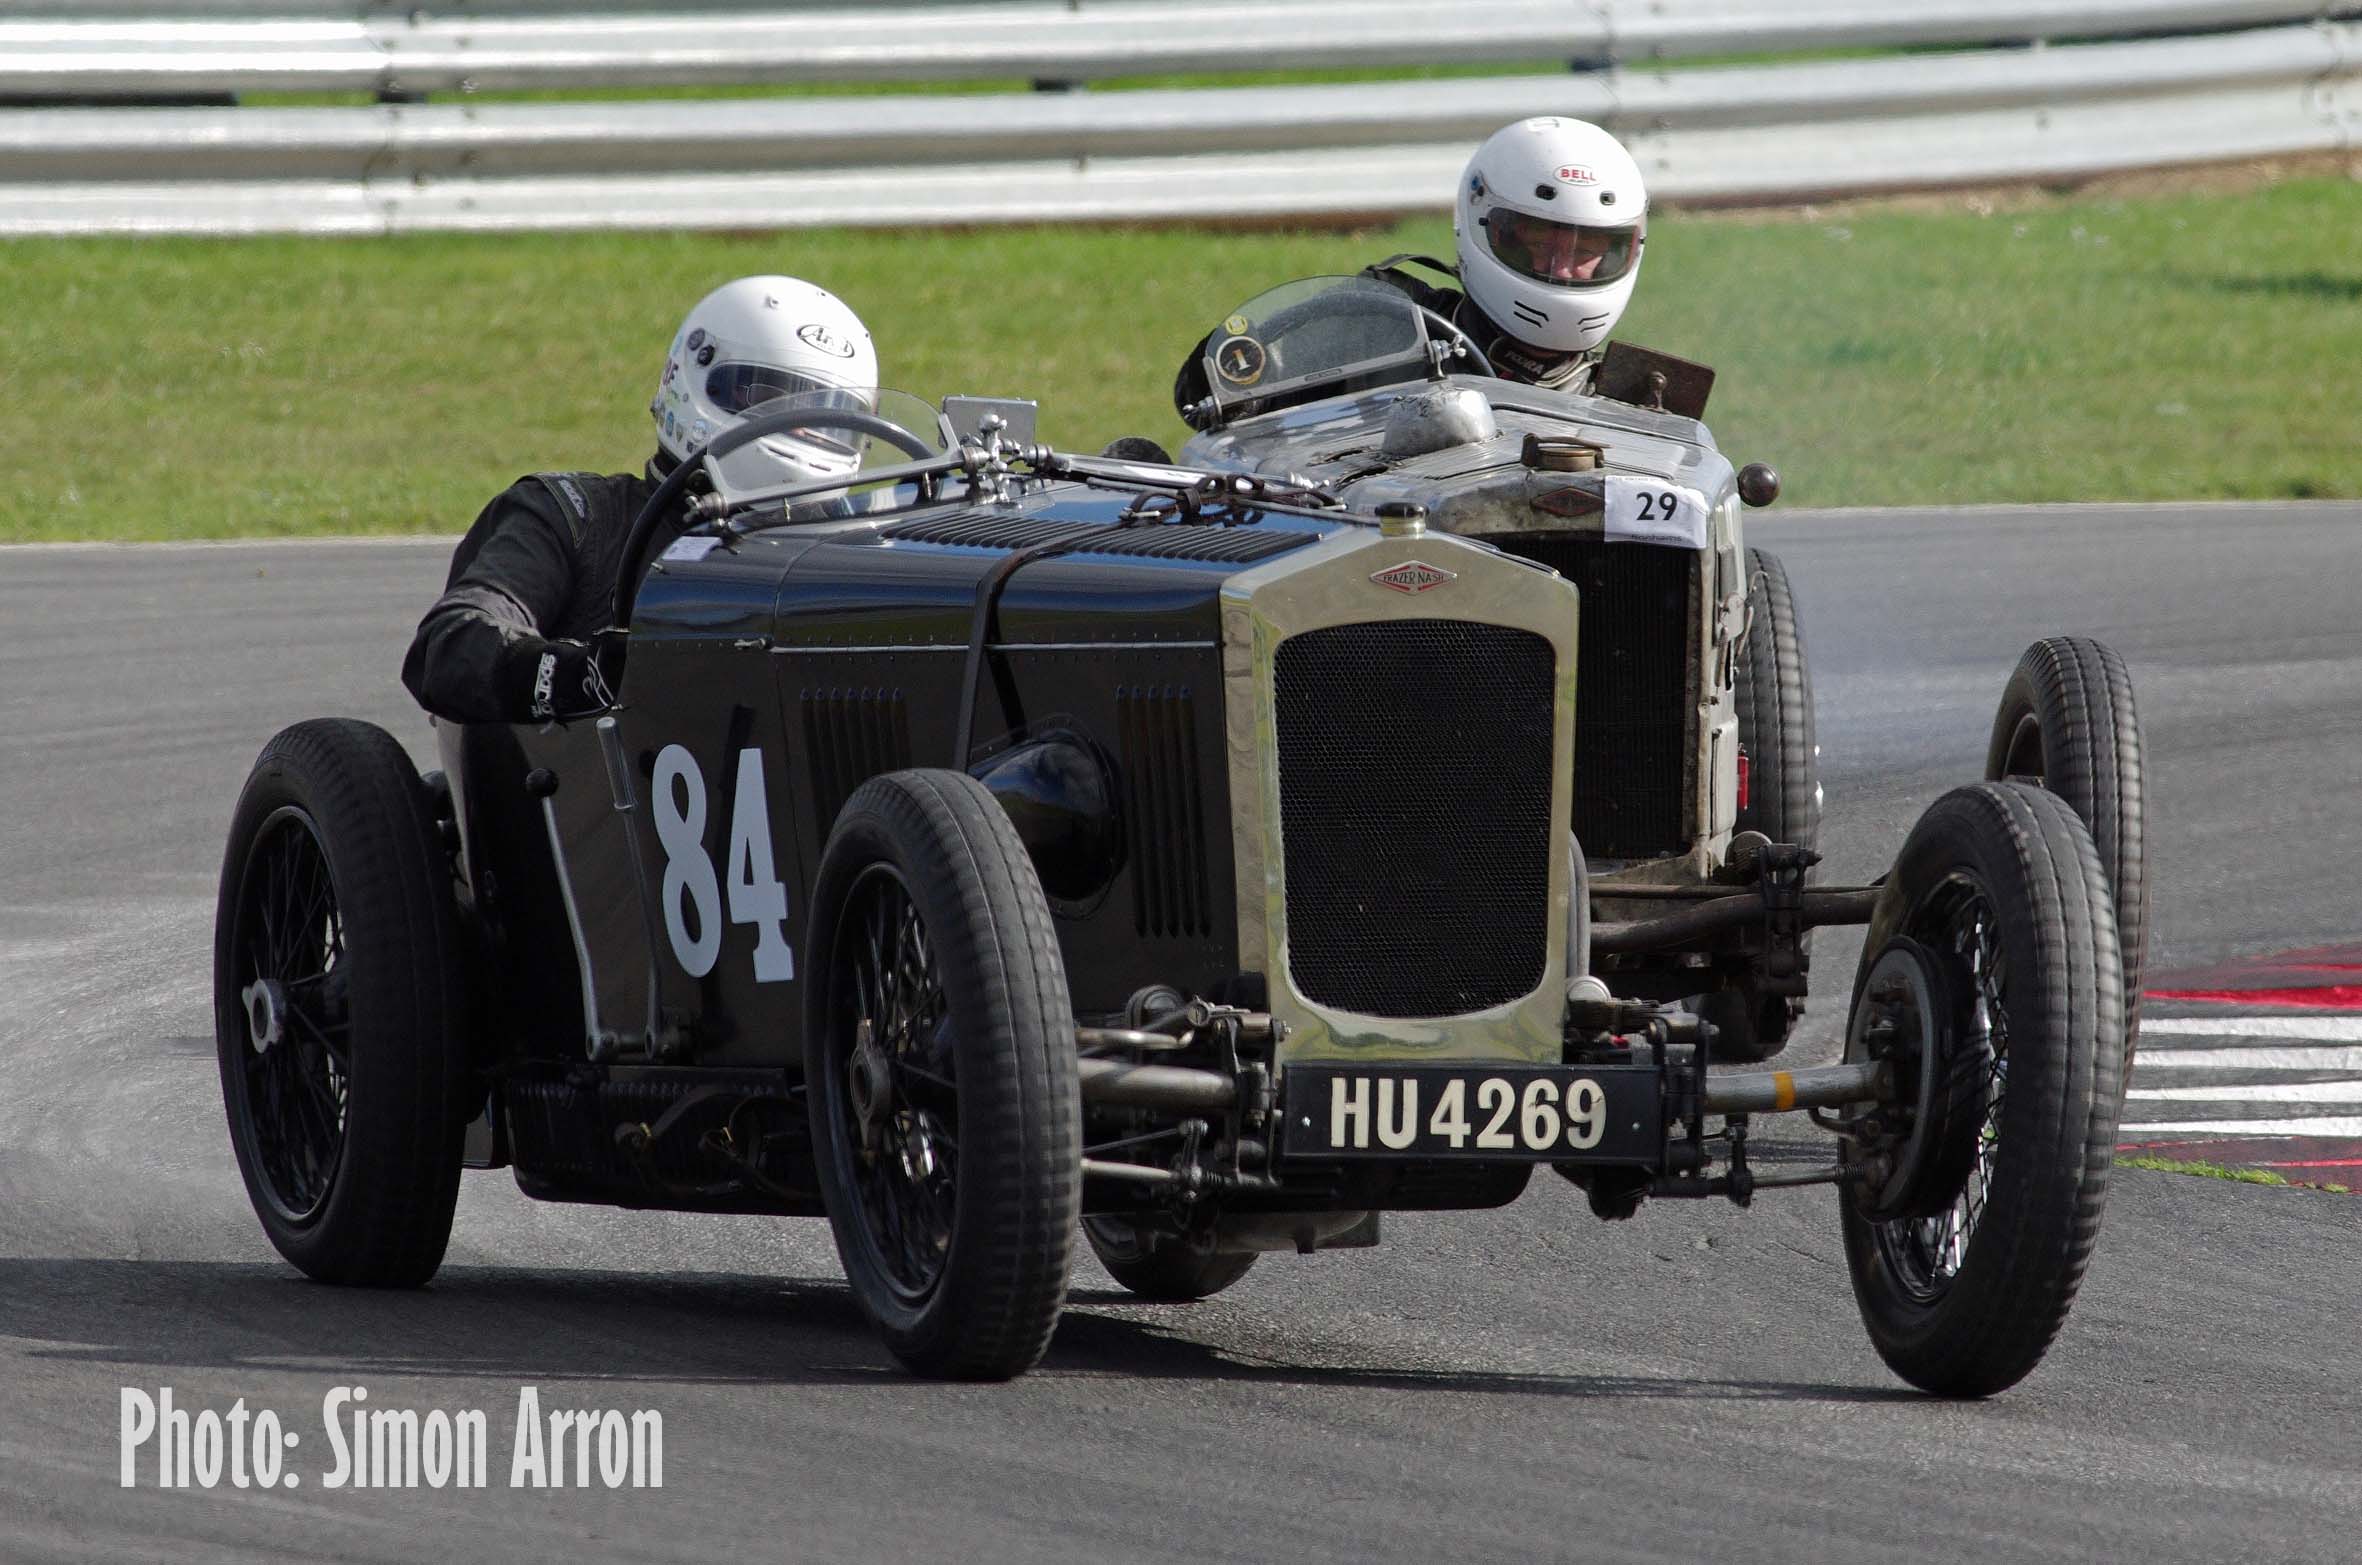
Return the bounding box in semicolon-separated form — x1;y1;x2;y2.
1180;374;1734;514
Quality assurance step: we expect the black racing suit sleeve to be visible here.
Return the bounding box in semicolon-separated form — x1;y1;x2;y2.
1362;256;1596;387
1172;329;1217;420
1359;254;1465;318
400;484;584;724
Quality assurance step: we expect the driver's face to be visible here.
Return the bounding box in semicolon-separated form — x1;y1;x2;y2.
1488;211;1628;284
1553;230;1615;282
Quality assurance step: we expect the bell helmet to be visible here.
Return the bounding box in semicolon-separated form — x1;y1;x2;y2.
650;276;879;485
1455;117;1648;355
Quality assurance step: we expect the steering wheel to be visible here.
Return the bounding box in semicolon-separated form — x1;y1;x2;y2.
704;405;938;463
1417;305;1497;380
613;405;940;629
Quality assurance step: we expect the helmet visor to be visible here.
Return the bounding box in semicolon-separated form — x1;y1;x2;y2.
706;364;872;453
1484;210;1642;288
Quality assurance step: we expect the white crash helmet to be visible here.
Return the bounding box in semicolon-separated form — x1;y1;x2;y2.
1455;117;1648;355
649;275;879;485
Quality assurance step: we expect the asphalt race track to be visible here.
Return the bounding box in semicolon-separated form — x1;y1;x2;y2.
4;501;2360;1564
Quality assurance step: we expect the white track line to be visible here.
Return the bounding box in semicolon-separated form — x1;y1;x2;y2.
2126;1115;2362;1138
2134;1046;2362;1072
2140;1016;2362;1042
2130;1082;2362;1104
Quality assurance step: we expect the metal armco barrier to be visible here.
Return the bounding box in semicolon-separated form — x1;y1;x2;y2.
1;3;2356;234
2;2;2346;94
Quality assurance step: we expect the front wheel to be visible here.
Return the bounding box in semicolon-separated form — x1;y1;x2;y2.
1838;782;2125;1398
805;770;1081;1380
213;719;470;1286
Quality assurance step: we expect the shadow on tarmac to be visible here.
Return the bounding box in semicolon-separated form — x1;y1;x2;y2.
0;1257;1914;1406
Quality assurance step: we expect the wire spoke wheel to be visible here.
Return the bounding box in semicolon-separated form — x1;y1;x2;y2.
804;769;1080;1380
829;865;962;1303
1874;877;2008;1302
226;807;353;1224
1838;781;2125;1398
213;718;468;1288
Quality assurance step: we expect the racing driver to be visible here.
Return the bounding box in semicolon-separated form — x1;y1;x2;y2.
401;275;878;724
1176;116;1647;404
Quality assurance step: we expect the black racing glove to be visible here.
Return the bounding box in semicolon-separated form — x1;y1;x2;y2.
500;637;611;724
1100;435;1176;464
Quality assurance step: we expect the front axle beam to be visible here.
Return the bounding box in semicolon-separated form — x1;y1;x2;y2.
1701;1059;1886;1114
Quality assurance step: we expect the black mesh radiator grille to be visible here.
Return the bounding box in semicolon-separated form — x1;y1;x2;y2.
1117;685;1212;938
1483;537;1696;858
1273;620;1555;1018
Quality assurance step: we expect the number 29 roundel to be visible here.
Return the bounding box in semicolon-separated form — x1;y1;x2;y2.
651;744;794;983
1602;475;1708;549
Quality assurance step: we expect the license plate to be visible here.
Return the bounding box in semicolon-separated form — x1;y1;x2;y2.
1280;1064;1662;1166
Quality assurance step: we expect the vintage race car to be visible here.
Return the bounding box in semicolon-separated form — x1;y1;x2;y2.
215;279;2146;1393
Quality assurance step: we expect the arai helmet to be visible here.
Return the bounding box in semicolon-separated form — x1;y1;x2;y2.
650;276;878;486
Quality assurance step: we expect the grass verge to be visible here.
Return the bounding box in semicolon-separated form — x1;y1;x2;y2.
2;173;2357;541
2120;1154;2349;1194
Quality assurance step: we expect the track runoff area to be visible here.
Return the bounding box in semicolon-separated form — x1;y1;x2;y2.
2125;944;2362;1186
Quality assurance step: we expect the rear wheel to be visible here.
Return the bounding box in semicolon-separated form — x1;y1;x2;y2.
805;770;1081;1379
1985;636;2148;1047
213;719;469;1287
1838;782;2124;1397
1083;1216;1257;1302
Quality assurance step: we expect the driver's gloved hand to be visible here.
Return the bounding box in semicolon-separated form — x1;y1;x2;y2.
1100;435;1175;464
500;636;613;723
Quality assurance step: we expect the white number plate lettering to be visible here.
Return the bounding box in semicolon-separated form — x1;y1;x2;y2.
1283;1065;1659;1164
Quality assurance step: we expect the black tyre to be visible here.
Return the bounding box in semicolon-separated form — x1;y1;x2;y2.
805;769;1082;1379
1734;547;1819;855
1082;1216;1257;1302
1984;636;2148;1046
1713;546;1819;1062
213;719;469;1287
1839;782;2125;1398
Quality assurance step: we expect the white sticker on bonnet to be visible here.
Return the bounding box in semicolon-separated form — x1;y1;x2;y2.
661;535;722;564
1602;476;1708;549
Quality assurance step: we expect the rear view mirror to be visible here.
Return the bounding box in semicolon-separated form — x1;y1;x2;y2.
943;396;1039;448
